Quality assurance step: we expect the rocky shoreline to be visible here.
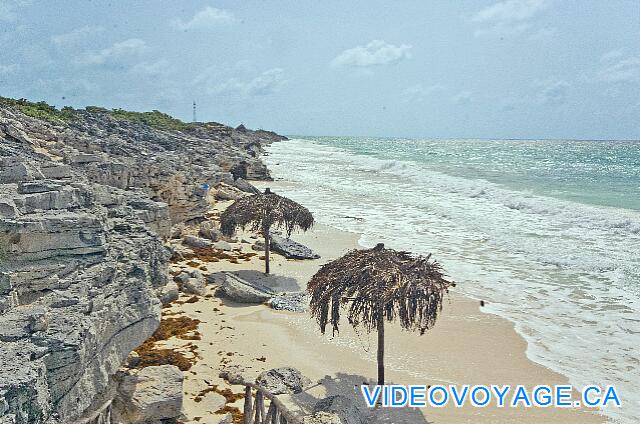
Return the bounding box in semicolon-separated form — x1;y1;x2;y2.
0;100;285;423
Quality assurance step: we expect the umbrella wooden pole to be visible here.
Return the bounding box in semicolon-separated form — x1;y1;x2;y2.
377;309;385;386
264;227;270;275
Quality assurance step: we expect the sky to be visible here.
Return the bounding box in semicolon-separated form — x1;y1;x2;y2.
0;0;639;139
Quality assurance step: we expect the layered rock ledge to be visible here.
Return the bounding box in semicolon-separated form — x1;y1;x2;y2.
0;100;284;423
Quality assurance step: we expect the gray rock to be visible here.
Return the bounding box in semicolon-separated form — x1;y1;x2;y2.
69;153;104;164
174;271;191;284
218;414;234;424
125;351;141;368
206;272;226;285
233;178;260;194
214;182;246;201
17;180;63;194
269;292;307;313
213;240;232;251
170;223;184;239
270;235;320;260
183;235;212;249
252;239;266;251
112;365;184;424
0;201;17;218
182;277;207;296
256;367;312;395
199;221;221;241
302;412;343;424
158;281;179;305
313;396;366;424
217;272;274;303
219;365;250;385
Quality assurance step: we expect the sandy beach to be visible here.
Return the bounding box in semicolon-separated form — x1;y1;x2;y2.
155;181;607;424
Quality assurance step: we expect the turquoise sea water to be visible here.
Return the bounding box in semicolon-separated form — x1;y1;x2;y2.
306;137;640;210
263;137;640;423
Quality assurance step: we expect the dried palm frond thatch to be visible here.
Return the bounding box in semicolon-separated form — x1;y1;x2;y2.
220;188;314;274
307;243;454;384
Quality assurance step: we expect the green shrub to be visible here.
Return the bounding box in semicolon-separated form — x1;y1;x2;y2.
0;96;195;131
108;109;194;131
0;96;75;123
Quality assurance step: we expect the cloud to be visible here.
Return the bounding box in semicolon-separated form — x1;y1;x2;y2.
52;26;105;47
331;40;412;67
537;79;570;105
210;68;286;97
474;22;531;38
451;90;474;105
0;0;30;22
80;38;147;66
600;49;624;63
472;0;549;38
402;84;446;103
0;4;16;21
172;6;235;30
599;51;640;82
130;60;172;76
0;63;19;74
472;0;548;22
527;26;556;40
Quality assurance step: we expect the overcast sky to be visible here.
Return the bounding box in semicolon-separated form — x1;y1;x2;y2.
1;0;638;139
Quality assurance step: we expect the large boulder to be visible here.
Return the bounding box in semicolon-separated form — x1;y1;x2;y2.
312;395;366;424
112;365;184;424
217;272;273;303
270;235;320;260
182;235;212;249
256;367;311;395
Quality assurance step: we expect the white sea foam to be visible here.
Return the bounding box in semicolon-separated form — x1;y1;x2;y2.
264;138;640;423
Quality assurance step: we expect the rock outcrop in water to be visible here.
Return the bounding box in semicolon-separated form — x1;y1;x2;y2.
0;99;285;423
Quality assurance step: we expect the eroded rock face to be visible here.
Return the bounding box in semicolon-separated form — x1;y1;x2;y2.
0;166;167;423
0;103;283;423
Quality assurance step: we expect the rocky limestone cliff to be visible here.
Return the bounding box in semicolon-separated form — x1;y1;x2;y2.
0;101;285;423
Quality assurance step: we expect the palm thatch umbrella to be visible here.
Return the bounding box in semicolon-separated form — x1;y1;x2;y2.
307;243;453;385
220;188;314;274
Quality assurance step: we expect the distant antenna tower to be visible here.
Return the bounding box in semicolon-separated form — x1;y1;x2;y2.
192;100;197;123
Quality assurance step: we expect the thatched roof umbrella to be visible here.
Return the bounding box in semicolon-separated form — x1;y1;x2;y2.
220;188;314;274
307;243;453;385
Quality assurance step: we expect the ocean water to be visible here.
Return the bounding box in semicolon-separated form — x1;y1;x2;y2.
263;137;640;423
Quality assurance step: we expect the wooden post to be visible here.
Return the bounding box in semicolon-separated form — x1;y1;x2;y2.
377;306;385;386
264;226;270;275
244;386;253;424
264;402;277;424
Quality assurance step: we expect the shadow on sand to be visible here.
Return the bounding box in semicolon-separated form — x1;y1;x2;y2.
291;372;432;424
